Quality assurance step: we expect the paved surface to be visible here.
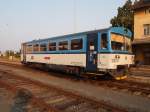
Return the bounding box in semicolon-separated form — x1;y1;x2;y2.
0;64;150;112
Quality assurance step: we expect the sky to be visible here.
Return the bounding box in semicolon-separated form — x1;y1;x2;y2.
0;0;129;52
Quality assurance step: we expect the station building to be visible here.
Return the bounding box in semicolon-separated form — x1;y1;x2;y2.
133;0;150;65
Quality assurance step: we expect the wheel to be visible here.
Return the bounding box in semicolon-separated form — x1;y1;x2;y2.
75;67;84;78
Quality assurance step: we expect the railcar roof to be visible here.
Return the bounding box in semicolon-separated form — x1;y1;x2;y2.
25;27;110;44
24;27;132;44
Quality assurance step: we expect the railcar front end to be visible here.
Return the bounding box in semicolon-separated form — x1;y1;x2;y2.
97;27;134;79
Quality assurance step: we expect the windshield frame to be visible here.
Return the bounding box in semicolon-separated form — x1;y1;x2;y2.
110;33;132;53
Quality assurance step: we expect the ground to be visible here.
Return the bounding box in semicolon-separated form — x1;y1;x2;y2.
0;88;13;112
0;59;150;112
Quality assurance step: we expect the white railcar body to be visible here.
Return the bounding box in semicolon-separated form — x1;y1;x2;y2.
98;54;134;69
25;54;86;67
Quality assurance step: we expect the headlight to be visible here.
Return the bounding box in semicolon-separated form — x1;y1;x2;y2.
115;55;120;59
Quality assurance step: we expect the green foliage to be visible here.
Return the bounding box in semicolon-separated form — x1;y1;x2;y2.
15;51;21;58
5;50;20;58
110;0;134;33
5;50;14;57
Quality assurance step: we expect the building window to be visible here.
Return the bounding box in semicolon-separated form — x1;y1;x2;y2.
145;8;150;14
40;43;47;51
144;24;150;36
33;44;39;52
58;41;68;50
49;42;56;51
101;33;108;50
71;39;83;50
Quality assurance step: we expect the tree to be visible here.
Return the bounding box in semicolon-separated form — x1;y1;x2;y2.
14;51;21;58
5;50;14;57
0;51;2;57
110;0;134;34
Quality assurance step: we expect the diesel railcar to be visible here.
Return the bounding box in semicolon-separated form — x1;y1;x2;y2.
21;27;134;79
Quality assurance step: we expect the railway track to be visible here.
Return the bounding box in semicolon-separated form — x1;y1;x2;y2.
0;61;150;98
0;70;127;112
92;79;150;97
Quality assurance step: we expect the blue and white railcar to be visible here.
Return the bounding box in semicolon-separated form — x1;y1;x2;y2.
21;27;134;79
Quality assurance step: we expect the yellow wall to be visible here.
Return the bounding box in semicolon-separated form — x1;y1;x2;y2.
134;8;150;64
134;9;150;39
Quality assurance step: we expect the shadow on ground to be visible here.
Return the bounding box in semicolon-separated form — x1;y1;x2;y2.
10;89;32;112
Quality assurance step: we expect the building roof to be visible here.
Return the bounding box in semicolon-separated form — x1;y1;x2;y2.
132;37;150;45
133;0;150;10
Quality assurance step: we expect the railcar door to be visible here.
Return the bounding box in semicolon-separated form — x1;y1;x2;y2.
86;33;98;72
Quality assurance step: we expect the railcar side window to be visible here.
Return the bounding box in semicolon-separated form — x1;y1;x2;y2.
101;33;108;49
58;41;68;50
26;45;33;53
71;39;83;50
49;42;56;51
33;44;39;52
40;43;47;51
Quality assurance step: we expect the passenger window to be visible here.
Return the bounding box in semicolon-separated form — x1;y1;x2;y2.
58;41;68;50
49;42;56;51
71;39;83;50
26;45;33;53
40;43;47;51
101;33;108;50
33;44;39;52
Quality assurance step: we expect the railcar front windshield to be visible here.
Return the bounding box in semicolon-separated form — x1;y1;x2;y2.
111;33;132;53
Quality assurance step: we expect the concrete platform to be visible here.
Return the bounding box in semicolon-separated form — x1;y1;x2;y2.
129;66;150;84
130;66;150;75
127;76;150;84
